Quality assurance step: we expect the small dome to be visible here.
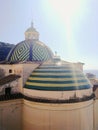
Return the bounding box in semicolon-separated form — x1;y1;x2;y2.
25;22;39;40
25;26;37;32
6;40;53;63
24;59;92;91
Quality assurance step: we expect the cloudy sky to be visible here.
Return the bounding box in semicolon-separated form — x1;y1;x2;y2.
0;0;98;69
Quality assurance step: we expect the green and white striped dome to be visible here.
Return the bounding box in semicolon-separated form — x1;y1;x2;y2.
6;39;53;63
24;59;92;91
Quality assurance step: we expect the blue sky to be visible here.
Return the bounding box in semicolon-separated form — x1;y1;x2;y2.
0;0;98;69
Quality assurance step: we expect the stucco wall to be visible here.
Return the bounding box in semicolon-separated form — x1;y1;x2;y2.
0;63;40;94
23;99;93;130
0;64;23;93
0;99;23;130
24;88;92;100
22;62;40;86
94;99;98;130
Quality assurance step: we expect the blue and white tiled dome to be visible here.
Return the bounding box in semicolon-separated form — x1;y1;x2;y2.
6;40;53;63
6;22;53;63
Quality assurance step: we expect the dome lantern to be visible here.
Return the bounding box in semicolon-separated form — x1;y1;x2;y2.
25;22;39;40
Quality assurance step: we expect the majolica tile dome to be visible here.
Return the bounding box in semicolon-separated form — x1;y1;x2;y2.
6;22;53;63
24;57;93;103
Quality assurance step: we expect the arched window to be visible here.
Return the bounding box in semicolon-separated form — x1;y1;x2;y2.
9;69;12;73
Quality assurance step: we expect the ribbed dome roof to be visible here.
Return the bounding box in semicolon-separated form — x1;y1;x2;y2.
6;39;53;63
24;59;92;91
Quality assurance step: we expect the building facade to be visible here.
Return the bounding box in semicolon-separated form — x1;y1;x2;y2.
0;23;97;130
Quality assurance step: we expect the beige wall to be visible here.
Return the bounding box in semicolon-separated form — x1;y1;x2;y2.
74;62;84;71
0;64;13;75
22;63;40;86
94;99;98;130
0;62;40;94
94;88;98;99
24;88;92;100
23;99;93;130
0;99;95;130
0;99;23;130
0;64;23;92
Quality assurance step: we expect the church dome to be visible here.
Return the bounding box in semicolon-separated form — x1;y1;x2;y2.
24;57;93;103
6;22;53;63
24;59;92;91
6;39;53;63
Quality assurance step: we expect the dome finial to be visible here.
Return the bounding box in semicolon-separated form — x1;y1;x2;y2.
31;21;34;28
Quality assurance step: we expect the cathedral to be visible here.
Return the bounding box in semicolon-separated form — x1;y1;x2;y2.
0;22;98;130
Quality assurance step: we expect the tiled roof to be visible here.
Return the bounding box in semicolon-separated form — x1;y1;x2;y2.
6;39;53;63
24;60;92;91
0;74;21;86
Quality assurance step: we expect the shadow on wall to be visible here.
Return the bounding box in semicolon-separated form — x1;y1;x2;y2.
0;68;5;78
